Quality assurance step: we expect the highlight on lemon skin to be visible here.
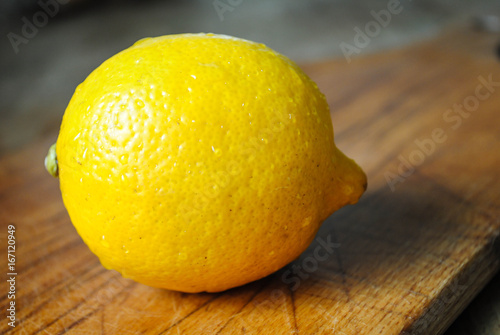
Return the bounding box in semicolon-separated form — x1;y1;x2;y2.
46;33;367;293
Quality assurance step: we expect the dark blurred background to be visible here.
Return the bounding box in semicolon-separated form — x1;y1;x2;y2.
1;1;499;333
1;0;500;154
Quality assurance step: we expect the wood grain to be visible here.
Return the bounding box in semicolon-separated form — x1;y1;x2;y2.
1;27;500;334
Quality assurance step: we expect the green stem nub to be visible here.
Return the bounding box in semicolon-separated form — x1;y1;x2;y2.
45;143;59;178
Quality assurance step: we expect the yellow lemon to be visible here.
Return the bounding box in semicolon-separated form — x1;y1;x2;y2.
46;33;366;293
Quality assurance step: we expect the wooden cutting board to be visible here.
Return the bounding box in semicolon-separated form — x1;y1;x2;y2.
1;27;499;334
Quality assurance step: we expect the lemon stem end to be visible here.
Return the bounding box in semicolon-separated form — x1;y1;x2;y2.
45;143;59;178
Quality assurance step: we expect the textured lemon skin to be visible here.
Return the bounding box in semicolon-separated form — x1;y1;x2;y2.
56;33;366;293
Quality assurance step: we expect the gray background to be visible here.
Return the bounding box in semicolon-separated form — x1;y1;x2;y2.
2;0;500;153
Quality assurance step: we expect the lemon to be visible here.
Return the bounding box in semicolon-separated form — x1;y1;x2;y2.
46;33;367;293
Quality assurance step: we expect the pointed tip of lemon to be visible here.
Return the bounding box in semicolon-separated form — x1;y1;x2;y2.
323;147;367;215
